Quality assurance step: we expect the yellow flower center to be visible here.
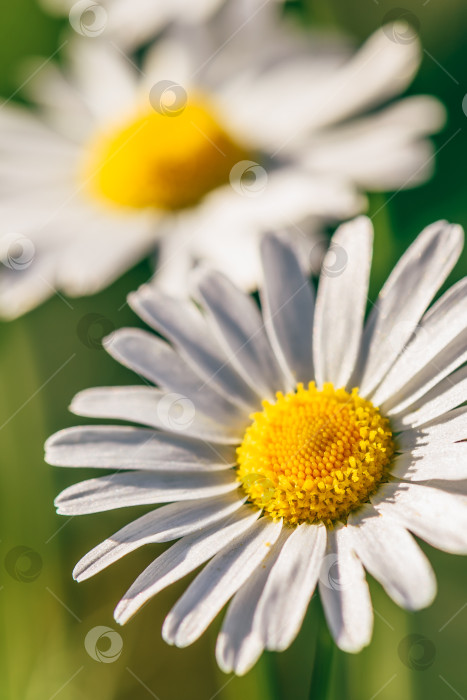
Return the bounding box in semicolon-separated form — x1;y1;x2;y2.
81;96;249;210
237;383;395;526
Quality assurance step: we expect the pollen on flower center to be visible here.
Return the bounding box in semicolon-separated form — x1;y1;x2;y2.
237;383;395;526
81;97;249;210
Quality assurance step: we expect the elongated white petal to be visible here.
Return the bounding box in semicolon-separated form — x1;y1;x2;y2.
115;506;261;625
302;23;421;133
68;38;137;125
74;493;245;581
301;96;445;190
376;278;467;411
391;365;467;429
45;425;236;471
391;444;467;481
196;270;286;400
255;523;326;651
70;387;242;444
357;222;463;396
313;217;373;388
128;285;259;413
260;233;315;387
162;518;283;647
348;506;436;610
398;406;467;452
373;482;467;554
216;530;291;676
55;470;238;515
104;328;246;426
319;526;373;653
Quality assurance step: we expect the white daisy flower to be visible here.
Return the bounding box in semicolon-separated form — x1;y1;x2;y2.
0;8;444;317
47;215;467;675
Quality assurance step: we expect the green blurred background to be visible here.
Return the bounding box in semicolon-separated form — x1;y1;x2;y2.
1;1;467;698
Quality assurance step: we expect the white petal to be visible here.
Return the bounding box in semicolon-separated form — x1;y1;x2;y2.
319;526;373;653
104;329;246;426
70;386;242;444
74;493;245;581
391;444;467;482
390;365;467;429
373;482;467;554
301;23;421;133
45;425;236;471
301;97;444;191
195;270;286;400
55;470;238;515
68;38;137;124
348;505;436;610
357;221;463;395
128;285;259;413
162;518;283;647
398;406;467;452
255;523;326;651
313;217;373;388
115;506;261;625
375;278;467;410
260;233;315;387
216;530;290;676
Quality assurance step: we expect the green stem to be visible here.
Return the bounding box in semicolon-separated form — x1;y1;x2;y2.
308;607;335;700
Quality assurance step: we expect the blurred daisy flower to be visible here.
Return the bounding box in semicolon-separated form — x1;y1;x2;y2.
0;5;444;317
48;215;467;675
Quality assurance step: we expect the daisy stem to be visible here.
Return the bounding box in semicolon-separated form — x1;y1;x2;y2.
307;606;335;700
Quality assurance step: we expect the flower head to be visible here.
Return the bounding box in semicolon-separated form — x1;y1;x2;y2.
47;215;467;675
0;5;444;317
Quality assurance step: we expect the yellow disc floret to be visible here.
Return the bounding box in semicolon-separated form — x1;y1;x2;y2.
81;96;249;210
237;383;395;526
